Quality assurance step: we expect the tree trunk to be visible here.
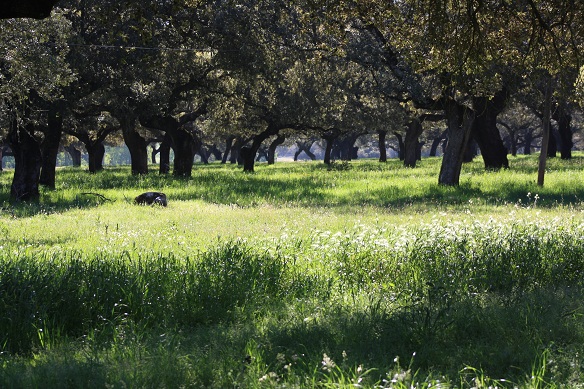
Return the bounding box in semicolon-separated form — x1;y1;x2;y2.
169;128;197;177
538;78;553;187
267;134;286;164
378;130;388;162
463;139;478;163
8;124;42;202
547;128;557;158
65;145;82;167
159;133;172;174
404;119;423;167
87;142;105;173
393;132;405;160
230;138;241;164
208;144;223;161
430;130;447;157
553;103;572;159
222;136;235;164
39;109;63;188
439;99;475;186
471;91;509;169
322;132;338;165
241;127;278;172
120;115;148;175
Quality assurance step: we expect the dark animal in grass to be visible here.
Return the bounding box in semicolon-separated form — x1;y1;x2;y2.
134;192;167;206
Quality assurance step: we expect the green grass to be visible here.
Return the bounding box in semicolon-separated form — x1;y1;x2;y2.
1;155;584;388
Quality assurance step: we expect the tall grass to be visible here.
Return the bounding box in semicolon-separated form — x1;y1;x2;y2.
1;156;584;387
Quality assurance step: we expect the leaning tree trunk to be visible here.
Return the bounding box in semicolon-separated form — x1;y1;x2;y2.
65;145;82;167
267;134;286;164
439;99;475;186
241;127;278;172
8;124;42;202
222;136;235;164
471;90;509;170
430;130;447;157
378;130;388;162
404;119;423;167
39;109;63;188
87;142;105;173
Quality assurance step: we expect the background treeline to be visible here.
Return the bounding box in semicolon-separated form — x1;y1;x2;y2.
1;0;584;201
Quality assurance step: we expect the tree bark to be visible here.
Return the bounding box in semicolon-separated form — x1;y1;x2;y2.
439;99;475;186
471;90;509;169
378;130;388;162
538;78;553;187
430;130;447;157
553;103;572;159
8;123;42;202
39;109;63;188
222;136;235;164
169;127;197;176
393;132;405;160
121;117;149;175
267;134;286;164
241;126;279;172
404;119;423;167
159;133;172;174
322;130;339;165
87;142;105;173
64;145;82;167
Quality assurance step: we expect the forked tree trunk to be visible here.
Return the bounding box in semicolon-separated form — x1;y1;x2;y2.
439;100;475;186
8;124;42;202
39;109;63;188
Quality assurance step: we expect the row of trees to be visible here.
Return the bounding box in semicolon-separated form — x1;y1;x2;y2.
1;0;583;201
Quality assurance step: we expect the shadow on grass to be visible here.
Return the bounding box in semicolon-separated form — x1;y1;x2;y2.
2;156;584;217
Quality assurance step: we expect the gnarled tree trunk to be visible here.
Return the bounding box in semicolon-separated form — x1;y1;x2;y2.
553;103;573;160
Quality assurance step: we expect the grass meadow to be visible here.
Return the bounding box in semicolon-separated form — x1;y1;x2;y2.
1;154;584;388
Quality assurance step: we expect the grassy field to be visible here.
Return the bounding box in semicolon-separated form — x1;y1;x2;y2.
1;155;584;388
